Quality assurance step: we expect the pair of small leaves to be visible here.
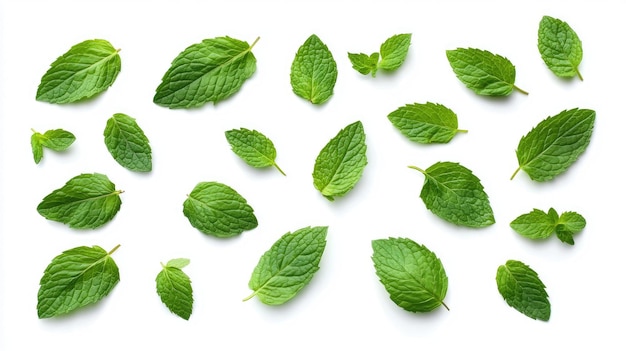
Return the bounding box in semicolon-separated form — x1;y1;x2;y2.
104;113;152;172
313;121;368;201
348;33;411;77
388;102;467;144
36;39;121;104
538;16;583;80
183;181;258;238
156;258;193;320
31;128;75;164
410;162;495;228
154;36;259;109
446;47;528;96
372;237;448;313
37;245;121;318
244;226;328;305
512;108;595;182
225;128;285;175
37;173;123;229
510;208;586;245
496;260;550;321
290;34;338;104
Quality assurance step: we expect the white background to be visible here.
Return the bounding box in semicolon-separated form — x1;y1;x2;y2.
1;0;624;349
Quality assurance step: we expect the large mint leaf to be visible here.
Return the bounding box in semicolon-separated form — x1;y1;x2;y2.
36;39;121;104
372;237;448;313
496;260;550;321
182;181;257;238
290;34;338;104
37;173;123;229
538;16;583;80
512;108;595;181
446;47;527;96
244;226;328;305
410;162;495;228
154;36;259;109
387;102;467;144
156;258;193;320
312;121;367;201
104;113;152;172
37;245;120;318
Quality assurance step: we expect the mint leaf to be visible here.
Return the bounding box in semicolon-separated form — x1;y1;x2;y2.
37;173;123;229
36;39;121;104
372;237;448;313
555;211;586;245
538;16;583;80
290;34;338;104
511;208;586;245
37;244;120;318
156;258;193;320
312;121;367;201
103;113;152;172
154;36;259;109
183;181;257;238
31;128;76;164
348;52;379;76
387;102;467;144
496;260;550;321
225;128;285;176
379;33;412;71
446;47;527;96
244;226;327;305
409;162;494;228
511;108;595;181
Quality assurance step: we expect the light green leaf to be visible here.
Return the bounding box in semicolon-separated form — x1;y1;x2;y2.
348;52;379;76
538;16;583;80
244;226;328;305
446;47;527;96
182;181;257;238
313;121;367;201
372;237;448;313
37;173;123;229
36;39;121;104
555;211;586;245
290;34;338;104
157;258;193;320
387;102;467;144
496;260;550;321
154;36;259;109
511;108;595;181
410;162;495;228
104;113;152;172
31;128;76;164
37;244;120;318
225;128;285;175
379;33;411;71
510;208;557;240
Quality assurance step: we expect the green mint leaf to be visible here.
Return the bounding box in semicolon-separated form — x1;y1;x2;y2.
555;211;586;245
312;121;367;201
37;244;120;318
31;128;76;164
104;113;152;172
538;16;583;80
36;39;121;104
225;128;285;176
290;34;338;104
37;173;123;229
379;33;411;71
387;102;467;144
156;258;193;320
511;108;595;181
244;226;328;305
372;237;448;313
348;52;379;76
182;181;257;238
409;162;495;228
510;208;556;240
496;259;550;321
154;36;259;109
446;47;527;96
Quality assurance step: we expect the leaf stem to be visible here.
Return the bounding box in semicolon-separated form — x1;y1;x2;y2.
510;166;521;180
242;291;257;302
456;129;468;134
249;36;261;50
408;165;426;174
273;163;287;176
513;85;529;95
441;300;450;311
575;67;584;81
108;244;121;255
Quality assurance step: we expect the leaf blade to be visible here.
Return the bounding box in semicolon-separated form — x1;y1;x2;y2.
496;260;550;321
225;128;285;175
290;34;338;104
379;33;411;71
156;259;193;320
387;102;465;144
538;16;583;80
104;113;152;172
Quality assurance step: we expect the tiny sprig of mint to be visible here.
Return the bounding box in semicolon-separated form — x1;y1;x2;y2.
156;258;193;320
538;15;583;80
290;34;338;104
496;260;550;321
225;128;285;176
30;128;75;164
348;33;411;77
511;208;586;245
